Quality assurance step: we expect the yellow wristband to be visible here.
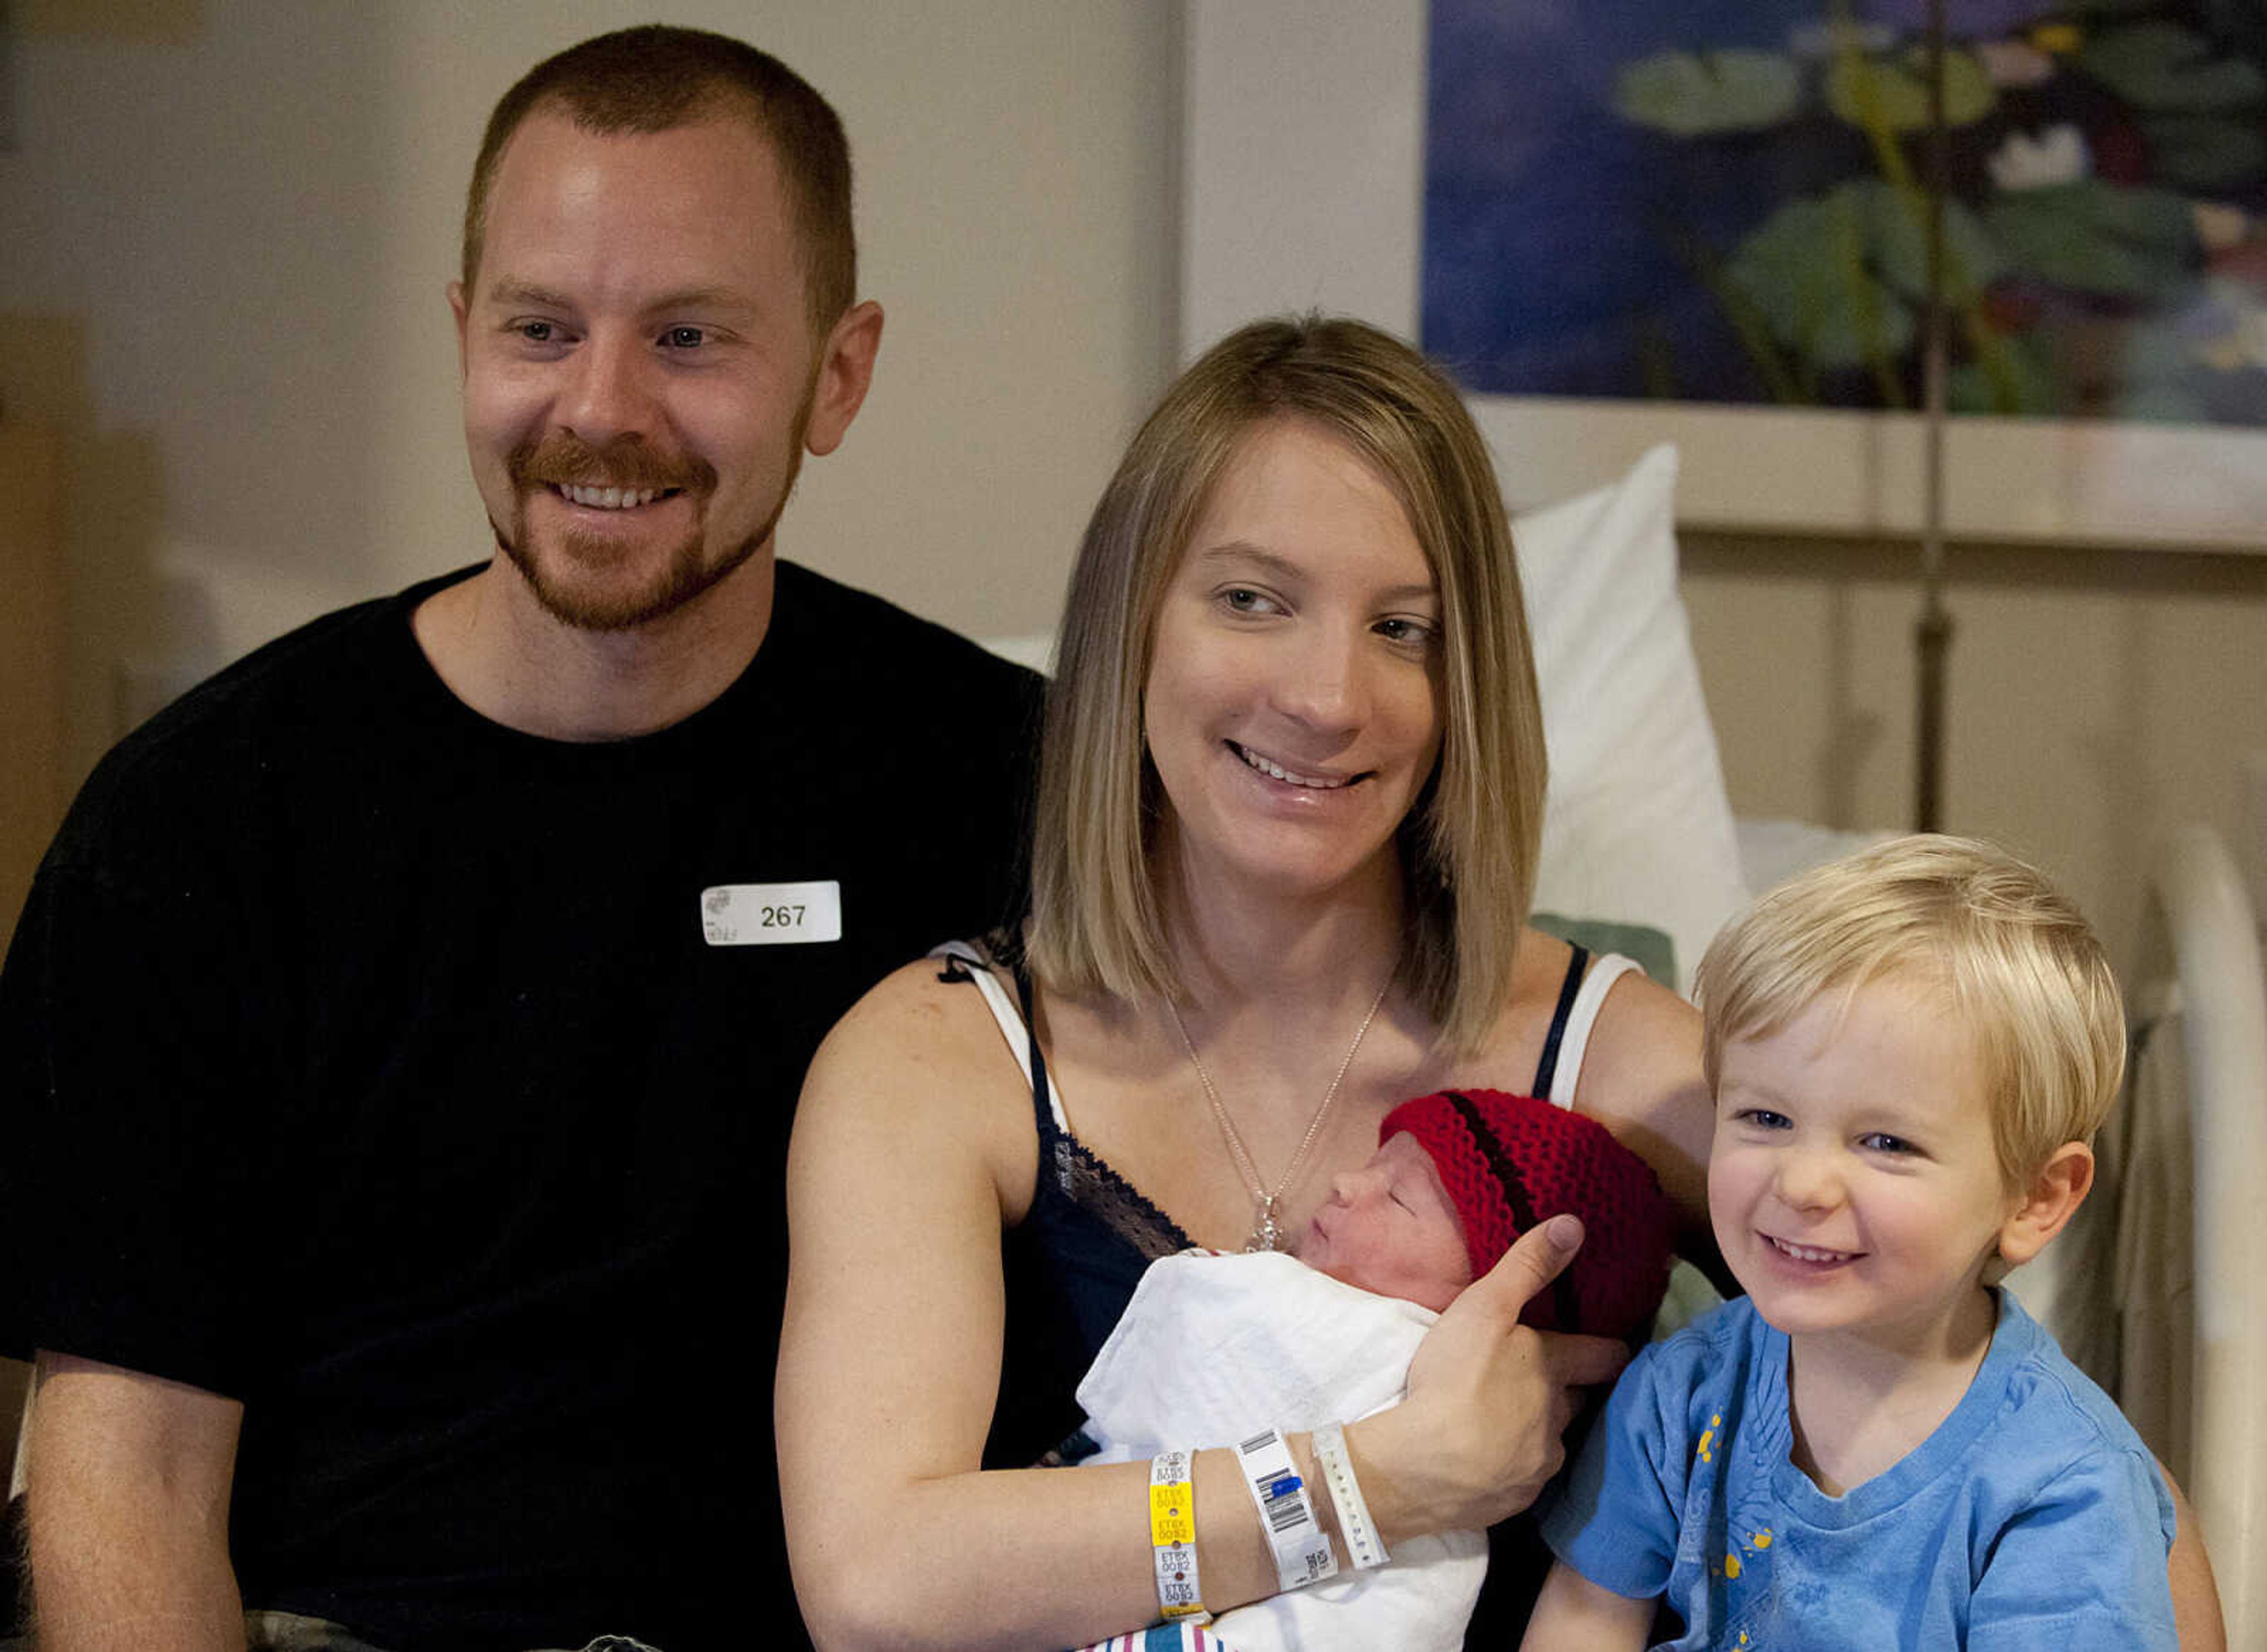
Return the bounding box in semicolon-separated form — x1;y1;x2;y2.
1149;1450;1208;1623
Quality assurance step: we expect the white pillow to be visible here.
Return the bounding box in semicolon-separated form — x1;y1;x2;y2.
1517;445;1749;992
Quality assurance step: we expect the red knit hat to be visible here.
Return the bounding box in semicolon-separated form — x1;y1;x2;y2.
1380;1089;1676;1342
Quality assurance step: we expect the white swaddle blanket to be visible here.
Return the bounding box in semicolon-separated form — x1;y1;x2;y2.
1077;1249;1486;1652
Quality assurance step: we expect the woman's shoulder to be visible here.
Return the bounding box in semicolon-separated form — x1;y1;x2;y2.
805;948;1025;1110
1578;957;1701;1083
1478;926;1699;1060
796;948;1042;1210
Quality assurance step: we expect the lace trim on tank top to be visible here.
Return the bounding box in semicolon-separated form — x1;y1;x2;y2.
932;938;1190;1262
929;936;1635;1258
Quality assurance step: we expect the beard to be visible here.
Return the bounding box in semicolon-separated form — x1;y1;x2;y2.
490;422;804;634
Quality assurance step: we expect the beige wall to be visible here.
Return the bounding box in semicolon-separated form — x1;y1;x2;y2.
0;1;1180;790
1683;533;2267;977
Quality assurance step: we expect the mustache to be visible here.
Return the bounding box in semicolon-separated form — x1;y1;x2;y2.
508;433;716;496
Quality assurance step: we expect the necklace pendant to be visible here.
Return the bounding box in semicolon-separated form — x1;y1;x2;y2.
1247;1197;1282;1253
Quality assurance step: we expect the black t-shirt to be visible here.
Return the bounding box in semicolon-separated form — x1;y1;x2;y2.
0;560;1043;1650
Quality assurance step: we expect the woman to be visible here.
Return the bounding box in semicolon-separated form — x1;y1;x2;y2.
777;315;1714;1648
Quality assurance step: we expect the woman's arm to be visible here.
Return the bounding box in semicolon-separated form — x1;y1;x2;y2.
2162;1465;2226;1651
777;962;1278;1648
777;964;1625;1648
1520;1560;1657;1651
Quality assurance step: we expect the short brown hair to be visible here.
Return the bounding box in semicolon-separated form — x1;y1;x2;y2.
461;25;855;337
1695;834;2126;1185
1025;315;1546;1053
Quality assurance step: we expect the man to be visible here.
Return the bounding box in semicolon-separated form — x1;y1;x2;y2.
0;27;1039;1651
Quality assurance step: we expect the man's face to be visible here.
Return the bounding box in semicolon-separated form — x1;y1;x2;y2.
452;109;841;632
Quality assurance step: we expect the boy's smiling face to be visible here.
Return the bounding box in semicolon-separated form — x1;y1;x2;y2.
1301;1131;1474;1312
1707;974;2027;1356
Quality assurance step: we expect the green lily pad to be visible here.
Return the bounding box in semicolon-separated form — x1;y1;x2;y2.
1726;187;1912;371
1726;181;2012;373
1987;181;2199;298
1614;49;1802;135
1827;45;1996;134
2078;22;2266;112
1949;335;2060;415
2141;113;2267;190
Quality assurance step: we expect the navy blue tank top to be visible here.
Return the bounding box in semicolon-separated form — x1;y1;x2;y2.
968;943;1593;1475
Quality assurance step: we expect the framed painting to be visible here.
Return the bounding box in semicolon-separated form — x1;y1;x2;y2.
1183;0;2267;549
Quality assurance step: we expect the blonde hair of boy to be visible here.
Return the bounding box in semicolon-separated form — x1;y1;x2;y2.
1025;314;1546;1053
1694;834;2125;1187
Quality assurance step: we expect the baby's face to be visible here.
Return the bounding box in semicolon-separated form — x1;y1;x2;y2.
1299;1130;1473;1311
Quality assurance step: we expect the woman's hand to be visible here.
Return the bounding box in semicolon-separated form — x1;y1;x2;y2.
1351;1216;1631;1543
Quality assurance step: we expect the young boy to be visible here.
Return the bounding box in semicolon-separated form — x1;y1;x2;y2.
1076;1086;1677;1652
1527;835;2178;1649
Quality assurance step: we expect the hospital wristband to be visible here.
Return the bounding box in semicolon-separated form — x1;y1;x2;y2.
1310;1421;1387;1570
1234;1427;1338;1594
1149;1450;1208;1623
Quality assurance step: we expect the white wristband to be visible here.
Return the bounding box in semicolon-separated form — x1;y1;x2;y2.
1149;1450;1208;1624
1310;1421;1388;1569
1234;1428;1337;1593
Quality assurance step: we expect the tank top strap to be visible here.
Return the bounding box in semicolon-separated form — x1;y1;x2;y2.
928;938;1067;1136
1532;949;1647;1112
1530;942;1590;1101
1012;956;1067;1138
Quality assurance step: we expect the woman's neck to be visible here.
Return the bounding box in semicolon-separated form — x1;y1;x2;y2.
1154;836;1406;1027
1783;1283;1998;1496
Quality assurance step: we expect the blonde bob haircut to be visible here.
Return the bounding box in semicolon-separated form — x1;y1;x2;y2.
1025;314;1546;1053
1694;834;2126;1187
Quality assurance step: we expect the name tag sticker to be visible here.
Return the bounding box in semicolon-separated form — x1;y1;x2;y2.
700;880;843;946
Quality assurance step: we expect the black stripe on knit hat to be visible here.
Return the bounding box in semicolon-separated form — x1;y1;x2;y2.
1446;1090;1582;1333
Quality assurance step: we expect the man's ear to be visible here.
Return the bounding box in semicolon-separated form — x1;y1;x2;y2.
1997;1141;2095;1269
449;280;471;379
803;299;884;457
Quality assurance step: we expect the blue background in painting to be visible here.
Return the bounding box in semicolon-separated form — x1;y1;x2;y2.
1423;0;1864;403
1422;0;2267;423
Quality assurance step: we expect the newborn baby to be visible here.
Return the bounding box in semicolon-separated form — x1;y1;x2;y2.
1073;1089;1677;1652
1306;1088;1678;1337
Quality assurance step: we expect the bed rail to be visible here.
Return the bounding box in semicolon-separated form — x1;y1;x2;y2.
2148;824;2267;1646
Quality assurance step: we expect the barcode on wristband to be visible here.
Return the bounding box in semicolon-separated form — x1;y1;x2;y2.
1234;1425;1337;1594
1255;1471;1309;1535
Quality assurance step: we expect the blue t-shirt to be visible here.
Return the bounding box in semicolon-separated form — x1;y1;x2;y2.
1541;1291;2176;1649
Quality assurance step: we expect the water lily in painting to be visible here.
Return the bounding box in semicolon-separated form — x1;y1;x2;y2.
1424;0;2267;423
1988;124;2092;190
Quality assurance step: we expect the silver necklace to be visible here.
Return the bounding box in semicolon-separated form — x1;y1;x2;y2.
1166;977;1392;1253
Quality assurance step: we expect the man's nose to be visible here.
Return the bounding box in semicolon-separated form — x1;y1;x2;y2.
557;333;659;445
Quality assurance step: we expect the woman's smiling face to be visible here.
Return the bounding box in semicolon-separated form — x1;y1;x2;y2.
1141;417;1445;906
